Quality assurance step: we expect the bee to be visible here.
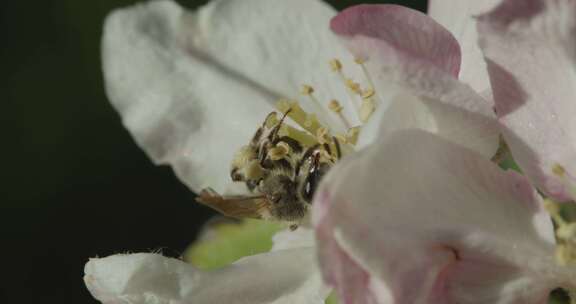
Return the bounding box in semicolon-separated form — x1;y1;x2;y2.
197;110;341;228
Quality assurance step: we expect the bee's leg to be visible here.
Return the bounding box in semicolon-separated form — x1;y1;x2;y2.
289;224;298;231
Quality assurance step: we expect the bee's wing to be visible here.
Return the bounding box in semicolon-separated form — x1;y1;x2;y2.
196;188;269;219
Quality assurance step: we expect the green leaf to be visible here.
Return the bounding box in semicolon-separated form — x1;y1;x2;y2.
185;218;283;270
325;291;340;304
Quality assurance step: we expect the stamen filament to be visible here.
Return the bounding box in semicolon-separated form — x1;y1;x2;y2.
328;99;351;129
360;98;376;123
355;57;376;98
329;59;363;118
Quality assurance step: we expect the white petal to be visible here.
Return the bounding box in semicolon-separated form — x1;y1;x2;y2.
272;227;315;251
478;0;576;201
85;249;328;304
330;5;499;157
103;0;360;193
314;130;559;304
428;0;500;96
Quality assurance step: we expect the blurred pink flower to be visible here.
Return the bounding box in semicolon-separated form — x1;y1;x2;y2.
315;1;576;303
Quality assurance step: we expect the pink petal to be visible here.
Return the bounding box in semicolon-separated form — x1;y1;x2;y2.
478;0;576;201
428;0;501;96
331;4;461;77
313;130;558;304
331;5;499;158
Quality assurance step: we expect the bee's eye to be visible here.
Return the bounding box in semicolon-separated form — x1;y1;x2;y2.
302;164;329;203
302;180;314;203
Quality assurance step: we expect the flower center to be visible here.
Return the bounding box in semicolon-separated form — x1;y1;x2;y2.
223;58;379;223
274;57;378;152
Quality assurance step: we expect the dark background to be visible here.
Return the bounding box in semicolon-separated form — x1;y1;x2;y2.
2;0;425;302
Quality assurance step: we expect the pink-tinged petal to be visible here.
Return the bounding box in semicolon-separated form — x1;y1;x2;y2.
332;4;461;76
315;191;391;304
85;249;329;304
331;5;499;158
428;0;501;96
314;130;560;304
103;0;360;194
478;0;576;201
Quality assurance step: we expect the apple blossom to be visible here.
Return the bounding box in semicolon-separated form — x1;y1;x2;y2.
85;0;501;303
478;0;576;203
314;1;576;303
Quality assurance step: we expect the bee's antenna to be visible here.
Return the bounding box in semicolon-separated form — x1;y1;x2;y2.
270;108;292;141
280;108;292;123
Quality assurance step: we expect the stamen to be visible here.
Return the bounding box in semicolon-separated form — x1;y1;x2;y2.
301;85;315;95
316;127;331;145
362;87;375;99
346;79;362;95
328;99;351;129
354;57;365;65
360;98;376;123
545;199;567;226
301;84;342;132
553;164;566;177
545;199;576;266
355;57;376;98
346;127;361;145
329;59;342;72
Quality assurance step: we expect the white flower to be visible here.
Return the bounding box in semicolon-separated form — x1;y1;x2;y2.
314;1;576;303
85;0;501;303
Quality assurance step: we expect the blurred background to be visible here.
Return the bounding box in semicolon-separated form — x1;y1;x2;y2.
2;0;425;302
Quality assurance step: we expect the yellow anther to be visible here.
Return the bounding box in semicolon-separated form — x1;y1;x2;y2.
329;59;342;72
346;79;362;94
544;198;566;226
328;100;343;113
360;98;376;123
346;127;361;145
354;57;366;64
301;85;315;95
558;223;576;242
316;127;331;145
268;143;290;161
555;244;576;266
544;198;576;266
553;164;566;177
362;87;375;99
